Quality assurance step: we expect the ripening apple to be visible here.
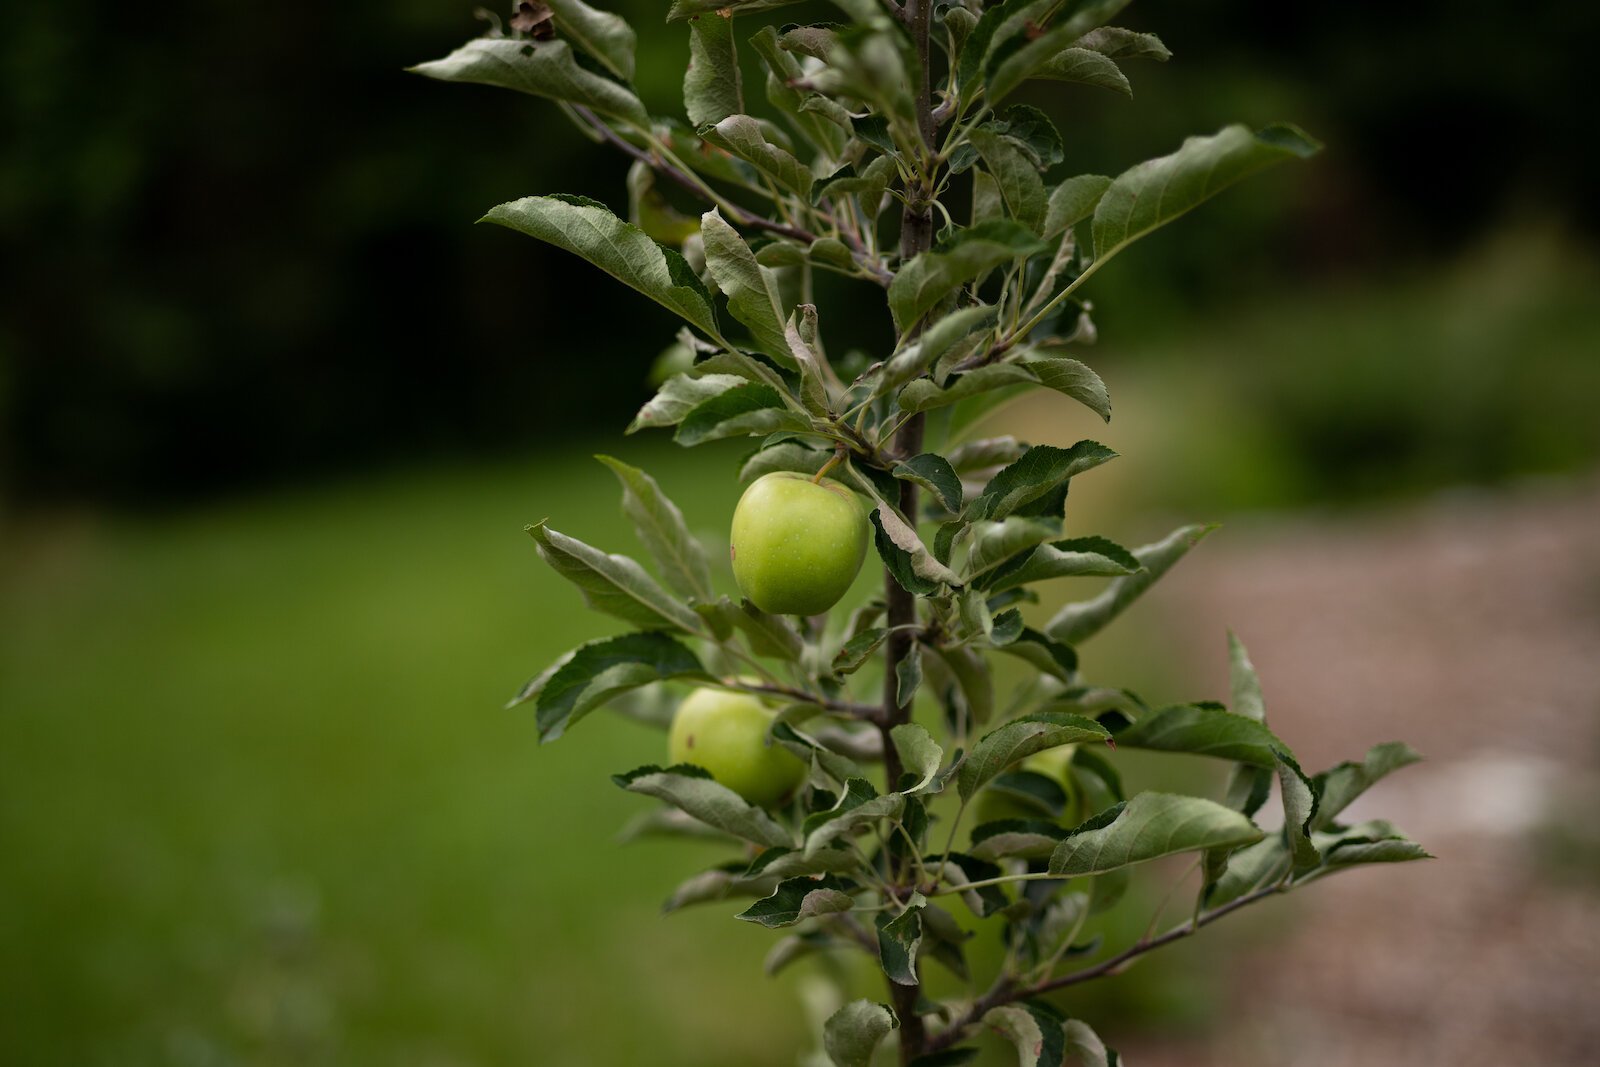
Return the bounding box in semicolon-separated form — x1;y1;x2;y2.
667;687;806;807
731;471;869;616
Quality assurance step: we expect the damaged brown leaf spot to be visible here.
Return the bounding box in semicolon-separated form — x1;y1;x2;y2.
1025;20;1045;39
510;1;556;39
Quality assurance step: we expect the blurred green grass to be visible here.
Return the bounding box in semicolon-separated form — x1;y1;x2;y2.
0;444;829;1067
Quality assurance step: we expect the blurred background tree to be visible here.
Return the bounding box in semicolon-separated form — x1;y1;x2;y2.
4;0;1596;508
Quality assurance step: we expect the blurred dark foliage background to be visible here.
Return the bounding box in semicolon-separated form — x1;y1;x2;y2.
4;0;1596;508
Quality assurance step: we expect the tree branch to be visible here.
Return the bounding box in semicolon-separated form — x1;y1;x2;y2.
739;682;884;722
922;882;1293;1055
882;0;937;1059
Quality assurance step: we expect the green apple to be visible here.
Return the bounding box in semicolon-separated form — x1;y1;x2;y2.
667;687;806;807
731;471;868;616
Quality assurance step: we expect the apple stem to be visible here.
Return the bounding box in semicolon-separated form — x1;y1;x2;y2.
812;452;845;484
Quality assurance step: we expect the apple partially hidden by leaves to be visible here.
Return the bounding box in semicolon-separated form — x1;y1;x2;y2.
667;687;806;807
731;471;868;616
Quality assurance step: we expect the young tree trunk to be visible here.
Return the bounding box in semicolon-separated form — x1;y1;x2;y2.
882;1;936;1059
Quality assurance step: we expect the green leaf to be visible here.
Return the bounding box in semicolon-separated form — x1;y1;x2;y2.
947;436;1029;473
833;627;889;675
700;115;815;200
940;852;1009;917
676;382;810;446
894;454;964;514
983;1001;1067;1067
1043;175;1113;238
661;865;776;913
629;372;743;433
877;901;924;984
898;364;1031;414
1048;792;1264;876
772;722;865;784
764;929;846;976
950;104;1064;173
969;129;1046;231
1227;630;1267;722
1046;523;1214;644
1025;357;1112;419
982;0;1132;105
877;304;999;394
1276;746;1321;872
985;22;1087;106
785;303;833;415
972;169;1006;227
990;628;1078;681
954;0;1040;98
409;38;648;125
910;1047;980;1067
986;770;1070;818
1091;124;1321;264
804;777;906;854
1313;742;1423;830
891;723;945;793
1032;47;1130;95
669;0;804;20
483;195;719;339
1111;703;1284;767
522;633;707;741
872;506;962;595
732;598;806;661
958;712;1109;800
966;516;1061;580
1076;26;1171;62
685;12;742;126
898;359;1109;423
1207;835;1287;907
813;155;895;210
984;535;1142;593
970;818;1070;861
700;208;798;365
627;161;700;244
545;0;637;80
971;441;1118;523
529;521;704;633
616;805;738;843
737;873;858;926
750;26;851;158
617;764;794;847
896;641;924;707
823;1000;898;1067
1310;819;1431;873
595;455;713;600
889;222;1048;332
1062;1018;1120;1067
745;845;860;880
1071;744;1124;804
926;644;996;726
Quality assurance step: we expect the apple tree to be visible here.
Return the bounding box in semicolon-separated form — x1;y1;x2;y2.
415;1;1431;1062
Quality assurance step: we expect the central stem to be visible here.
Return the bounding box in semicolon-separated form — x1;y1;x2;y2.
881;0;936;1060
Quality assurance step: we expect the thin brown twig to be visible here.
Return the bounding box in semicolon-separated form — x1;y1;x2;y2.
922;882;1293;1055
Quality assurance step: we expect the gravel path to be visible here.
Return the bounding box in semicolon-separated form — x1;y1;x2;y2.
1125;474;1600;1066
